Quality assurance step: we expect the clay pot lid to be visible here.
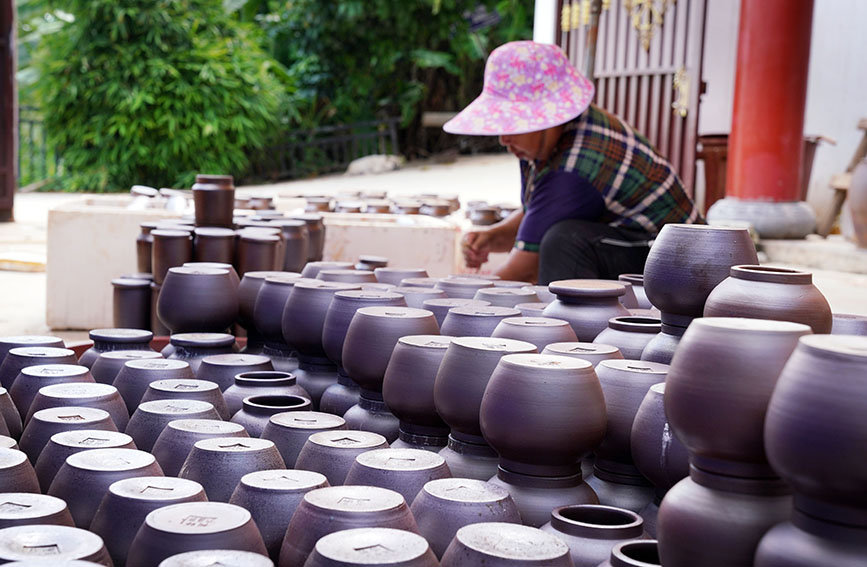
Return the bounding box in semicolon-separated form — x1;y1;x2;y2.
88;328;153;343
550;504;644;539
798;334;867;361
500;353;593;372
609;540;662;567
304;485;405;512
50;429;133;450
318;269;376;283
357;254;389;266
447;306;522;318
451;336;537;353
476;287;537;299
548;279;627;298
607;316;662;333
374;267;428;277
140;220;162;229
144;502;251;534
0;525;106;561
195;173;233;185
422;478;511;503
599;359;669;376
147;378;220;395
618;273;644;285
31;406;112;425
437;278;495;291
292;280;361;292
516;302;549;313
499;316;571;328
308;430;386;450
239;469;328;492
492;280;533;288
303;261;354;273
151;228;192;238
98;350;163;362
692;317;812;336
334;290;405;302
261;274;306;288
241;394;311;413
21;364;90;379
200;353;270;367
234;371;295;385
166;419;246;435
65;448;156;472
359;283;397;292
109;476;204;501
170;333;235;347
400;277;440;287
123;358;190;372
137;399;216;416
355;306;434;319
273;218;307;228
0;437;15;449
354;448;446;472
0;448;28;468
239;232;280;243
192;227;235;238
392;287;447;299
38;382;116;399
447;273;500;281
160;550;274;567
183;261;236;271
241;270;286;281
423;298;489;309
454;522;570;560
269;410;345;430
8;346;75;359
730;264;813;284
193;437;275;454
0;493;68;520
313;528;431;563
112;277;152;288
397;335;453;350
0;335;63;347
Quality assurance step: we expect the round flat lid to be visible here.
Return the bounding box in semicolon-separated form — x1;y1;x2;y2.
476;287;537;298
0;448;28;469
112;277;152;288
123;359;190;372
293;280;360;292
304;485;405;512
263;274;305;286
423;298;489;308
401;277;440;287
88;328;153;342
308;430;387;450
192;227;235;238
598;359;670;376
137;399;216;416
200;354;271;368
241;270;285;281
356;306;434;319
37;382;117;399
169;333;235;348
0;493;67;520
437;278;494;290
32;407;111;425
499;316;570;328
334;290;404;302
423;478;511;503
799;334;867;360
240;469;328;492
0;525;106;561
0;335;63;347
693;317;811;336
158;549;273;567
147;379;219;394
151;229;192;238
314;528;430;564
166;419;246;436
543;342;621;357
500;353;592;372
269;411;345;430
98;350;162;362
145;502;251;534
8;346;75;359
354;448;445;472
454;522;569;560
109;476;204;501
65;448;156;472
193;437;274;454
392;287;446;298
451;336;537;354
548;279;626;298
446;306;521;318
21;364;90;380
396;335;452;350
0;436;17;449
50;430;133;450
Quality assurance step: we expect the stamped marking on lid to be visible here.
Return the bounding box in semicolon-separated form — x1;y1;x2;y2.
262;474;301;484
385;456;416;466
179;514;217;528
34;367;65;375
355;543;392;554
218;442;251;450
141;361;172;368
330;436;361;446
77;436;110;446
337;496;371;505
140;485;175;495
164;404;191;412
22;543;60;555
57;414;85;422
626;365;654;372
569;346;597;353
0;501;30;513
482;342;509;350
384;311;407;317
443;484;483;498
172;383;199;391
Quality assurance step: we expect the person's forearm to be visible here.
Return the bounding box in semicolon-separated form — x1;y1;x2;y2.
494;248;539;283
485;210;524;253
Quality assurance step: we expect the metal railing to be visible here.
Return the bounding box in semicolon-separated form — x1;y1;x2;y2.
18;105;60;186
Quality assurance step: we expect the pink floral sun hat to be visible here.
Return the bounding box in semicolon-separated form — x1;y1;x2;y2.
443;41;595;136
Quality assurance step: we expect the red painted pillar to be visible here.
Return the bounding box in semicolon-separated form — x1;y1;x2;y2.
708;0;817;238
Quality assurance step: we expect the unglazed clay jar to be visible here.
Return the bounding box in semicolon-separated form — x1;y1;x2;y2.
295;430;389;486
584;469;654;515
19;407;119;463
0;388;19;439
230;395;312;437
160;550;274;567
165;333;236;376
198;353;274;392
26;382;130;432
435;277;495;299
618;274;653;310
480;354;606;477
523;285;556;303
542;342;624;366
278;485;419;567
0;335;64;367
223;371;308;416
318;269;377;284
113;358;195;413
253;274;306;354
343;448;452;504
540;505;647;567
704;265;832;333
91;349;164;385
151;419;249;477
491;317;578;351
410;478;521;558
301;261;354;279
401;277;441;288
542;280;630;341
440;522;573;567
831;313;867;335
237;270;285;352
0;492;74;528
305;527;439;567
516;302;549;317
261;411;346;468
9;364;95;419
593;317;662;359
282;279;362;358
374;268;429;286
665;317;811;479
598;540;662;567
157;267;239;334
439;306;521;337
78;328;154;369
391;287;447;309
639;323;686;365
473;287;539;308
0;448;40;493
0;346;77;390
755;509;867;567
0;524;112;564
764;335;867;526
126;399;221;452
643;224;758;326
140;378;230;420
422;299;490;327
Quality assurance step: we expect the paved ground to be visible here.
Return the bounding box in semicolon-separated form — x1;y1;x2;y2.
0;153;865;343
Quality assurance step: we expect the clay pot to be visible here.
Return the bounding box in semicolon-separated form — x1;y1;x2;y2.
0;524;112;564
48;448;164;527
160;550;274;567
392;287;447;308
440;306;521;337
291;214;325;261
542;280;630;341
165;333;236;375
305;528;438;567
491;317;578;352
27;382;130;431
598;540;661;567
440;522;573;566
126;399;221;452
585;468;655;515
192;227;236;264
516;302;549;317
0;346;77;390
393;200;422;215
593;317;662;359
755;509;867;567
198;354;274;393
34;429;135;491
20;407;119;463
271;220;309;273
151;419;249;477
473;287;539;308
294;430;389;486
91;349;164;386
540;505;647;567
618;275;652;310
0;448;40;493
831;313;867;335
318;269;377;284
643;224;758;327
374;268;429;286
665;317;811;479
480;354;606;477
0;436;15;449
0;492;74;528
344;448;452;504
192;174;234;228
0;335;64;367
523;285;556;303
158;267;239;334
79;328;154;369
704;265;832;333
764;335;867;526
401;277;440;288
237;232;281;275
229;469;329;560
128;501;268;567
301;261;354;279
237;270;285;351
223;371;309;417
278;485;419;567
382;335;452;450
639;323;686;365
0;389;20;440
182;261;241;291
151;280;171;336
179;437;285;502
10;364;95;419
422;298;490;327
541;342;624;366
253;274;306;357
435;277;495;299
137;221;160;274
140;378;230;420
113;358;195;413
657;468;792;567
410;478;521;558
261;411;346;468
230;395;312;437
151;228;193;285
90;475;207;566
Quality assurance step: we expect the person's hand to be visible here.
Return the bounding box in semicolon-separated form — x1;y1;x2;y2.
462;230;491;269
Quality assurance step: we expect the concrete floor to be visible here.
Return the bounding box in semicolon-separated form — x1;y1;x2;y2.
1;153;865;343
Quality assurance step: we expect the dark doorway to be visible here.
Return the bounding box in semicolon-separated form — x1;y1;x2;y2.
0;0;15;221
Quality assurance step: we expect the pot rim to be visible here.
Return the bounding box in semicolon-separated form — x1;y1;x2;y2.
607;316;662;333
730;264;812;284
548;279;626;298
550;504;644;539
609;540;661;567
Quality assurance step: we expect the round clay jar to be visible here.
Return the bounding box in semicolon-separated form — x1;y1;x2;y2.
440;522;573;567
540;504;648;567
593;317;662;359
305;527;439;567
542;280;630;341
157;265;237;333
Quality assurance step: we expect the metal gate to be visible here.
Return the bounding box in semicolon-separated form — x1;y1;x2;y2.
0;0;15;220
557;0;707;194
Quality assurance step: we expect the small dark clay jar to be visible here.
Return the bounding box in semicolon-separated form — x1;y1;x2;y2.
192;226;236;264
151;229;193;285
542;279;630;341
78;328;154;369
113;277;153;330
192;173;235;228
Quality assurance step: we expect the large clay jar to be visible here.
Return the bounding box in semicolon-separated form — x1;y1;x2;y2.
593;317;661;359
598;540;662;567
0;448;40;493
151;419;249;477
0;335;64;367
764;334;867;527
440;522;573;567
473;287;539;308
306;528;439;567
318;269;377;284
261;411;346;467
440;305;521;337
401;276;440;288
230;394;312;437
0;388;20;440
0;346;77;390
542;280;630;341
253;274;306;370
20;407;119;463
755;508;867;567
392;286;447;308
179;437;285;502
294;430;389;486
113;358;195;413
91;349;164;385
78;328;154;369
542;342;624;366
26;382;130;432
237;231;281;275
140;378;230;419
291;214;326;262
382;335;453;451
223;370;308;416
113;276;153;331
704;265;832;333
237;270;285;353
126;399;221;452
0;492;74;528
137;221;160;273
665;317;811;479
158;267;239;334
151;228;193;285
491;316;578;351
192;226;236;264
540;504;648;567
9;363;95;419
165;332;236;375
435;277;494;299
273;219;310;273
423;298;491;327
301;261;354;279
657;468;792;567
618;274;653;310
198;353;274;393
344;448;452;504
0;524;112;564
831;313;867;335
34;429;135;492
638;323;686;365
192;173;235;228
278;485;419;567
374;267;429;286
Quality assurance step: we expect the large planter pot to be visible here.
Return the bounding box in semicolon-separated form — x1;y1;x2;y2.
157;267;238;334
704;265;832;333
491;317;578;351
198;353;276;396
179;437;285;502
540;504;648;567
755;508;867;567
261;411;346;468
34;429;135;491
440;306;521;337
593;317;661;360
223;370;309;416
665;317;811;479
344;448;452;504
542;280;630;341
542;342;624;366
150;418;249;477
78;328;154;369
230;394;312;437
440;522;573;567
305;528;439;567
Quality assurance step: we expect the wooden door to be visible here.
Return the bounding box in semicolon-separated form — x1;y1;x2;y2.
0;0;15;220
557;0;707;194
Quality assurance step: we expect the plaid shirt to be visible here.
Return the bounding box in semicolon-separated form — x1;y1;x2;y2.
517;104;703;250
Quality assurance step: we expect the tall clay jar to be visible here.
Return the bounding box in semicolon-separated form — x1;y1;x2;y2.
703;265;832;333
237;232;280;276
192;174;235;228
137;221;160;274
273;219;310;273
542;280;630;341
151;229;193;285
593;317;661;360
112;278;152;331
157;267;239;334
237;270;284;353
193;227;236;264
291;213;325;262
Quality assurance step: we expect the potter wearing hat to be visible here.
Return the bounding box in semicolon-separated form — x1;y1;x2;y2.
446;41;703;284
